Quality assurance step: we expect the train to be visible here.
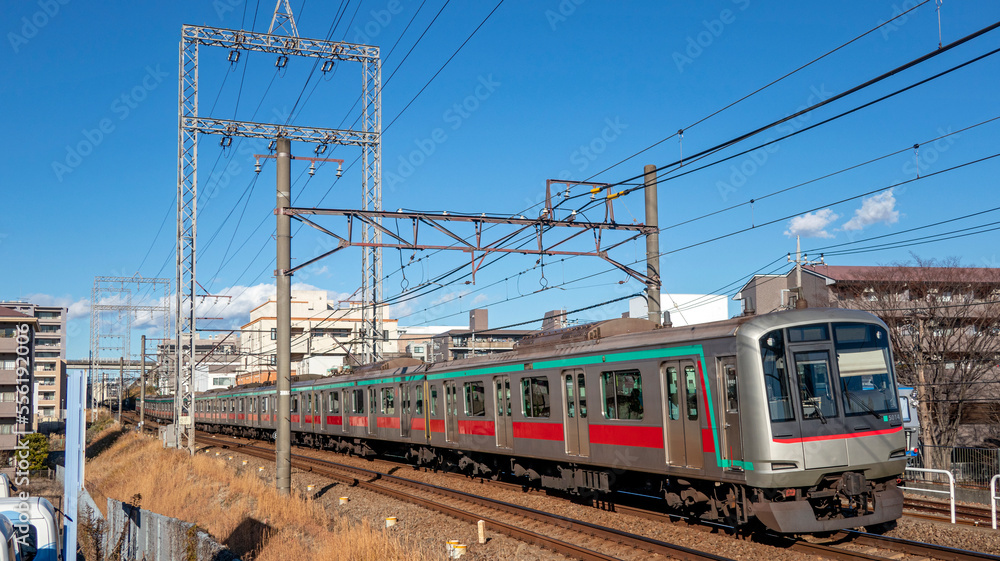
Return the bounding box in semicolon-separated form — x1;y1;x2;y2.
146;307;908;534
896;386;921;459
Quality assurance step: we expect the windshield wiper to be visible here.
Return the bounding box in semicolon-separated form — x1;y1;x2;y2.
845;390;881;420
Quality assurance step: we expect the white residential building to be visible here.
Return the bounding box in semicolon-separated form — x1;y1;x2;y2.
237;290;400;385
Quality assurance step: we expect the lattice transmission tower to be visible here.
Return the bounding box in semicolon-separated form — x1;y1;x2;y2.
89;276;170;410
175;2;382;451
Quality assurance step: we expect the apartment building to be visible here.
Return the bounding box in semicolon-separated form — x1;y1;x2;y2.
0;301;67;431
0;307;36;458
237;290;399;385
429;309;534;362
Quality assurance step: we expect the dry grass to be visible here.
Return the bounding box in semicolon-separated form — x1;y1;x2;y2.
85;432;431;561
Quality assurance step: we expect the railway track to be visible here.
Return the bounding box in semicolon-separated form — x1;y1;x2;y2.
197;433;736;561
124;416;1000;561
904;497;996;527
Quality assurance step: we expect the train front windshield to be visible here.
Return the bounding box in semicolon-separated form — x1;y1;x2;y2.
761;322;899;424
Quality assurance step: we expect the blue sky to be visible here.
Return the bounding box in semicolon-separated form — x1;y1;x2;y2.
2;0;999;360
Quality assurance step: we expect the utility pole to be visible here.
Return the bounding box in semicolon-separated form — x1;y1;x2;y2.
643;165;661;325
276;137;292;496
787;235;824;309
140;335;146;429
117;357;123;424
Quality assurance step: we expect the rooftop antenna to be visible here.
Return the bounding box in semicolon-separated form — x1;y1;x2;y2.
269;0;300;37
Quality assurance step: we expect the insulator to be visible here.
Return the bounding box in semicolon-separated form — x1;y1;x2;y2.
254;160;261;174
219;136;232;148
308;162;316;176
228;50;240;64
336;163;343;178
314;144;328;155
321;59;335;73
275;55;288;68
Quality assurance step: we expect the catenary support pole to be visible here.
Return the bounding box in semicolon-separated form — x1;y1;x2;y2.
643;165;661;325
276;137;292;495
140;335;146;428
117;357;123;424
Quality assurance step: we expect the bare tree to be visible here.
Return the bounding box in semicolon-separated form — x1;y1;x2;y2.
846;256;1000;472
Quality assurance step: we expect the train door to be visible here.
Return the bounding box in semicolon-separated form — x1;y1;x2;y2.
341;389;350;433
399;384;411;438
416;382;430;442
661;360;703;468
444;381;459;443
494;376;513;449
718;357;743;470
367;388;377;435
563;369;590;457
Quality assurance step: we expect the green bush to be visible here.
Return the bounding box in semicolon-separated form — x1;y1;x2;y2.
20;433;49;471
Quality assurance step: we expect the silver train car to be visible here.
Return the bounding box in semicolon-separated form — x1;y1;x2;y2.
147;307;907;533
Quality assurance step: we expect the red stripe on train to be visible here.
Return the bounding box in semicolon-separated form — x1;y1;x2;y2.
589;424;663;448
377;416;401;429
773;426;902;443
349;416;368;427
458;419;495;436
512;421;563;441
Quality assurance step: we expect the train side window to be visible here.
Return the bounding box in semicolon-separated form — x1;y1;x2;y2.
305;393;312;414
249;398;256;413
401;385;410;414
464;381;485;416
521;376;550;418
330;391;340;414
262;397;268;413
382;388;395;414
290;395;299;414
725;364;738;413
495;379;504;417
430;386;439;416
565;375;574;418
353;389;365;414
684;366;698;421
666;366;680;420
578;373;587;418
238;399;244;412
760;329;794;422
602;370;644;420
230;399;235;412
415;385;424;415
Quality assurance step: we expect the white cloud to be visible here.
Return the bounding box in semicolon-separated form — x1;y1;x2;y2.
23;293;91;320
472;294;489;305
842;189;899;231
430;290;470;306
784;208;839;238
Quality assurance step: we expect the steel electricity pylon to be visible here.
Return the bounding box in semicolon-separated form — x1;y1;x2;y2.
175;4;382;464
